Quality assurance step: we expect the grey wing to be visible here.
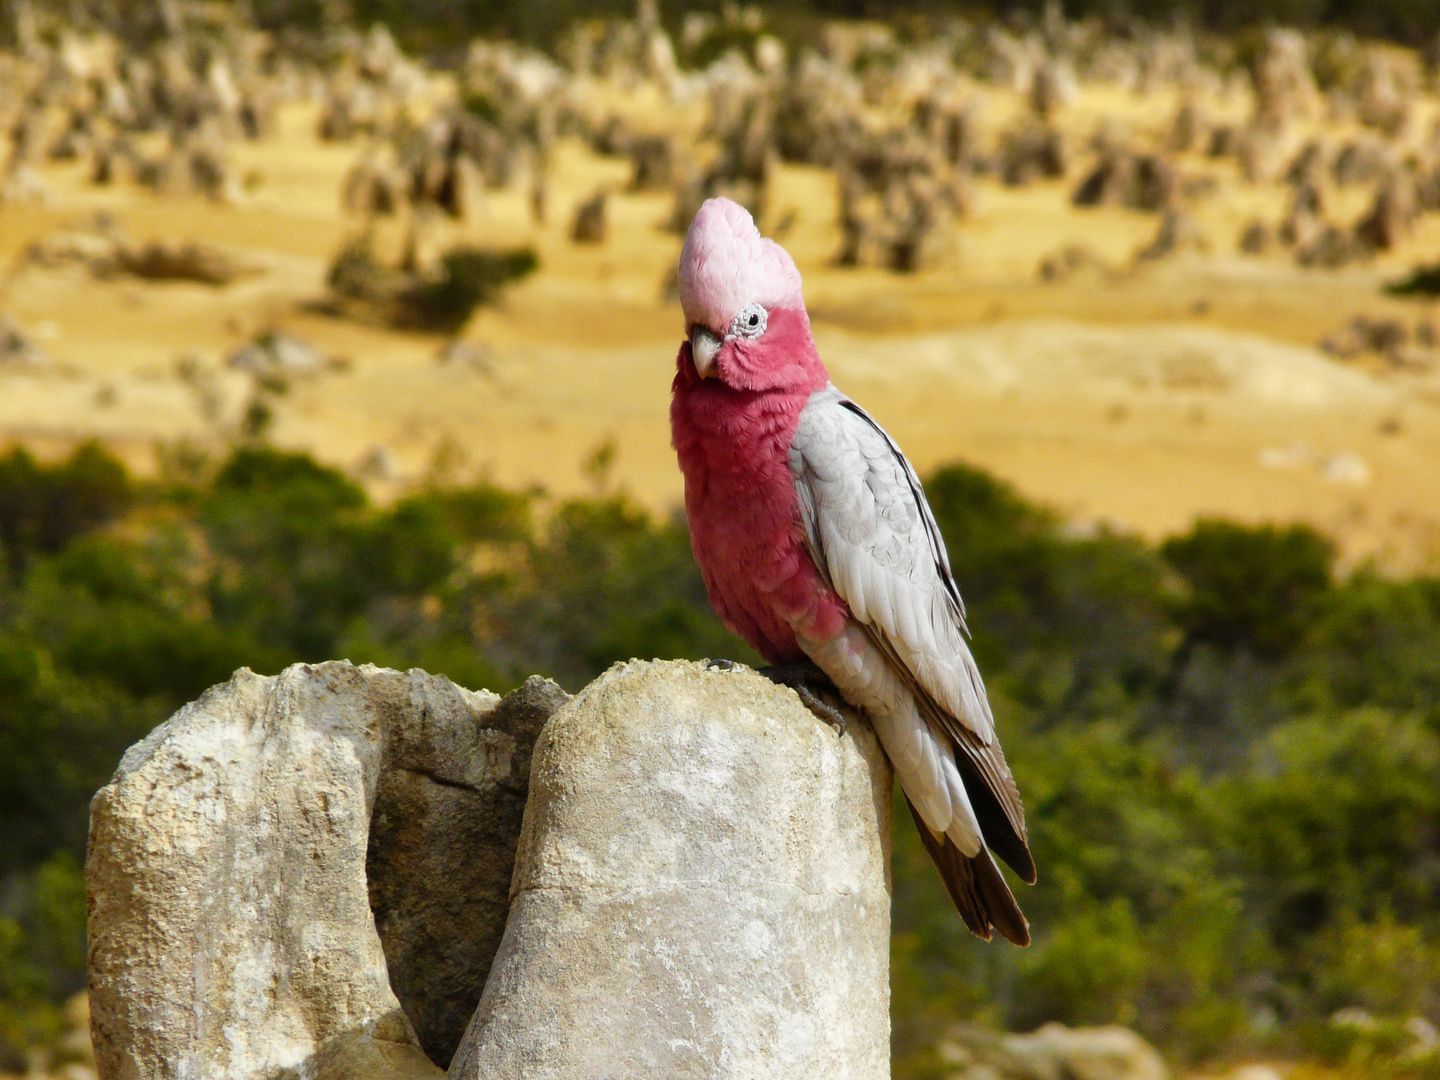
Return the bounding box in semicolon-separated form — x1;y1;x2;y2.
790;386;1034;883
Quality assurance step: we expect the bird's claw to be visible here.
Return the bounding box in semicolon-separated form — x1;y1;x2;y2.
795;684;848;736
759;662;849;737
705;658;737;671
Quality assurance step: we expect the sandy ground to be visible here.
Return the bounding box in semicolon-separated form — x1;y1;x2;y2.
2;90;1439;571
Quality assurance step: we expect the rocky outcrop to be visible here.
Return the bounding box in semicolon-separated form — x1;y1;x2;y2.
88;659;893;1080
86;662;566;1080
449;659;893;1080
942;1022;1169;1080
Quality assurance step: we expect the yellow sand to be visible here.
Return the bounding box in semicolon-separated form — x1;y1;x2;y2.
2;86;1438;571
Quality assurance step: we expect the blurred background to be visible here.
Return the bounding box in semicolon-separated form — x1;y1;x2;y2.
2;0;1440;1076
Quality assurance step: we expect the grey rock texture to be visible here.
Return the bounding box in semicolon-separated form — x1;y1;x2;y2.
87;662;566;1080
370;674;570;1066
942;1023;1169;1080
281;1012;444;1080
448;659;893;1080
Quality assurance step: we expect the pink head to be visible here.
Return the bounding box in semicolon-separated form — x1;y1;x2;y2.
676;198;827;394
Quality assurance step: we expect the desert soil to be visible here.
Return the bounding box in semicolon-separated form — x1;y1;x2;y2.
2;84;1439;571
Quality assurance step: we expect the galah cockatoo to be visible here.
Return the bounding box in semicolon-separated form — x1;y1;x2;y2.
669;197;1034;944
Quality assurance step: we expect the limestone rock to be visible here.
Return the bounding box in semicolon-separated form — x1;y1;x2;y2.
0;316;50;368
1238;219;1272;255
370;675;570;1067
1072;151;1176;212
943;1022;1169;1080
296;1013;449;1080
1355;174;1418;252
1012;1025;1167;1080
627;135;676;191
448;659;893;1080
999;124;1068;186
1251;29;1320;131
1135;210;1207;262
226;332;326;377
570;188;608;243
87;662;566;1080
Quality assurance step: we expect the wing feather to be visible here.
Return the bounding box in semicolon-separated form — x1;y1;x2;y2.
791;387;1035;884
906;796;1030;946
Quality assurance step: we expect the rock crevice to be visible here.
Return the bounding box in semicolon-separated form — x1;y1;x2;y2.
87;662;567;1079
87;659;893;1080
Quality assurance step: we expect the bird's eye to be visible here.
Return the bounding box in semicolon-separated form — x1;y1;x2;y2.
731;303;768;339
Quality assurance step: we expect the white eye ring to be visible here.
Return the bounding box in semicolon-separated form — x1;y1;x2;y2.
728;303;768;340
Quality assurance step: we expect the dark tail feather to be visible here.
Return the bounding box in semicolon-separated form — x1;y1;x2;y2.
906;796;1031;947
953;748;1037;884
970;842;1031;946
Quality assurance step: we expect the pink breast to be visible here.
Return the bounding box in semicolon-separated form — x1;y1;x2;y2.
672;381;849;663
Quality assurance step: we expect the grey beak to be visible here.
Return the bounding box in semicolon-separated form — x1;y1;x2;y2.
691;328;722;378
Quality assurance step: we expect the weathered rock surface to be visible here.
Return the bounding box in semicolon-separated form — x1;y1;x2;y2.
284;1012;442;1080
87;662;566;1080
90;658;892;1078
370;674;569;1067
941;1022;1169;1080
448;659;893;1080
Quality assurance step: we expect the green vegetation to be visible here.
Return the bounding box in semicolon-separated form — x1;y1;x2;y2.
1386;261;1440;296
1;442;1438;1072
326;236;539;332
401;247;540;333
293;0;1440;55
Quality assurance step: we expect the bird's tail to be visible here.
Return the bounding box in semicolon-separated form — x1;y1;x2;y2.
905;795;1030;946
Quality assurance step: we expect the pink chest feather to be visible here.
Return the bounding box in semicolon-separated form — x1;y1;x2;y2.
671;381;848;663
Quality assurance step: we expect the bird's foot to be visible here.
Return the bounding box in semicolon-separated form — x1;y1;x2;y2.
759;662;848;736
705;658;738;671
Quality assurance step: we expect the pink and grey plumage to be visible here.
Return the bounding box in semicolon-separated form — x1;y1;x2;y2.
670;197;1035;945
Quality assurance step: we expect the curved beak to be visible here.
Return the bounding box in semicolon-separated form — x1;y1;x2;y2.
691;327;722;379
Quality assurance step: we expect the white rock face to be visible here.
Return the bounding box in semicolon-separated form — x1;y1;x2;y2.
1011;1025;1168;1080
89;658;891;1079
87;662;565;1080
942;1022;1170;1080
448;659;893;1080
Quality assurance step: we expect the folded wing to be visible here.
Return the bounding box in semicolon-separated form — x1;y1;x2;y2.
789;387;1036;926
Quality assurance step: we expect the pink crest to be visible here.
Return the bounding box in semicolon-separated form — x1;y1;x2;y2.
677;198;805;331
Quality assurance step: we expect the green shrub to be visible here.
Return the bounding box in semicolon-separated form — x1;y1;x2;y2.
398;246;539;333
0;443;133;574
1385;261;1440;296
1;442;1439;1070
1162;519;1334;660
327;236;539;333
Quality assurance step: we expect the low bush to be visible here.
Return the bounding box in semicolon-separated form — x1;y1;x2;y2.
0;447;1437;1071
326;236;538;332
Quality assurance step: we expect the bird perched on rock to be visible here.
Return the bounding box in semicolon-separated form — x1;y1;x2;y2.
670;197;1034;944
